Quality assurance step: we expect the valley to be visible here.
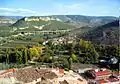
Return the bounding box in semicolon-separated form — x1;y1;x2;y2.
0;15;119;84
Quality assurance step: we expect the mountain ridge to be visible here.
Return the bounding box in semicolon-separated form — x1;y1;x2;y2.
81;20;119;45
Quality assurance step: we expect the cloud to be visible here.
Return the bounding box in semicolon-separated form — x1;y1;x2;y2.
53;4;83;15
0;8;37;16
0;1;118;17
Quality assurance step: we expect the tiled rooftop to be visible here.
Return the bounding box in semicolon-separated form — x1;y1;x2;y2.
93;68;111;77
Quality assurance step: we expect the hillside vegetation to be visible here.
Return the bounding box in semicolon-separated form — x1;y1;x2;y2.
0;15;119;71
82;20;119;45
11;17;75;31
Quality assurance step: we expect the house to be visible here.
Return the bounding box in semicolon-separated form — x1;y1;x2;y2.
47;68;64;75
96;78;119;84
86;68;111;80
0;68;16;78
72;63;98;73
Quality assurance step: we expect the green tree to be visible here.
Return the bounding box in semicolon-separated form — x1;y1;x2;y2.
116;46;120;57
23;48;28;64
15;46;28;64
28;46;43;60
5;48;11;64
68;57;72;69
63;59;69;69
79;39;99;63
15;50;23;64
41;46;54;63
71;53;77;62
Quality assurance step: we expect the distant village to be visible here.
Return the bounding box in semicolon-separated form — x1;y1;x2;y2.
0;65;120;84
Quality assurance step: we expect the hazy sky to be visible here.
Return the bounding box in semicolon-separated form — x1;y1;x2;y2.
0;0;119;16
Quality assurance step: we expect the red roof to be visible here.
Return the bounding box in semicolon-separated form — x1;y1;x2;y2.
95;70;111;76
59;69;64;74
97;79;109;84
107;78;119;82
0;68;16;76
97;78;119;84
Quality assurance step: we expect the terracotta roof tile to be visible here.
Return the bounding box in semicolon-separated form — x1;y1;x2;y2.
107;78;119;82
97;79;109;83
95;70;111;76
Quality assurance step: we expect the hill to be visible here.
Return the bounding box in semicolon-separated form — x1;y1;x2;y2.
52;15;117;27
11;17;75;31
11;15;117;32
81;20;119;45
0;15;118;46
0;16;22;26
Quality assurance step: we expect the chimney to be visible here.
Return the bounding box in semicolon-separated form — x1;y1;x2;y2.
95;69;99;72
102;68;106;71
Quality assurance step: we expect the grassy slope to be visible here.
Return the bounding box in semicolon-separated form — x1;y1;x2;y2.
12;18;76;31
42;20;75;31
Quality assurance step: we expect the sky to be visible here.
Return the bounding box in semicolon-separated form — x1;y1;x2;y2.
0;0;119;16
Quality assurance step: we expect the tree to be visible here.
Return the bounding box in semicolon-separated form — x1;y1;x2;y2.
71;53;77;62
115;46;120;57
15;46;28;64
23;48;28;64
15;50;23;64
79;39;100;63
29;46;43;60
41;46;54;63
4;48;11;64
63;59;69;69
68;57;72;69
92;49;99;63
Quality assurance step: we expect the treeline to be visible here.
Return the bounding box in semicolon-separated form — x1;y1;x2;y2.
0;45;43;64
0;39;119;70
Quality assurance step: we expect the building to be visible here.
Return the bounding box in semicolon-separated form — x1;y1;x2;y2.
96;78;119;84
86;68;111;80
86;68;120;84
0;68;16;78
72;63;98;73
